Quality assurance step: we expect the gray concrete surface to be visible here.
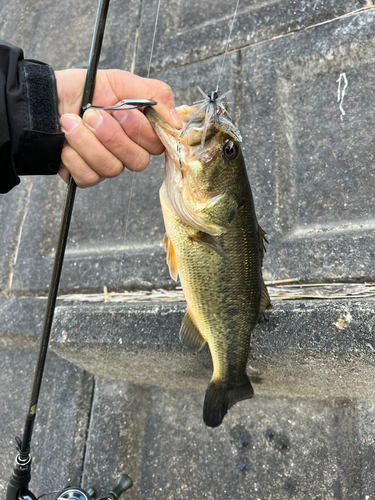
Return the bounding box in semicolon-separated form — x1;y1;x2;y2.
135;0;359;75
1;0;375;498
0;348;93;496
81;379;375;500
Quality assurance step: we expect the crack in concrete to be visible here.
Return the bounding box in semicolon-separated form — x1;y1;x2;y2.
130;0;144;74
6;178;34;296
79;377;97;488
226;6;375;55
161;5;375;72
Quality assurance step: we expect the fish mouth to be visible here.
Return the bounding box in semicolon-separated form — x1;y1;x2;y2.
146;105;225;236
145;107;181;157
145;104;218;166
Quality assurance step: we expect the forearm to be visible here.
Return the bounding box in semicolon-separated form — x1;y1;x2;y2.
0;41;65;194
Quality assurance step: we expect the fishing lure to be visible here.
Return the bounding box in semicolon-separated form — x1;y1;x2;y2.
177;87;242;170
180;87;242;146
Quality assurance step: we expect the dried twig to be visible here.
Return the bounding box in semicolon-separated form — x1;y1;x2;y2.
54;281;375;303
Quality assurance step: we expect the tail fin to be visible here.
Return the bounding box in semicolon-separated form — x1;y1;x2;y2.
203;375;254;428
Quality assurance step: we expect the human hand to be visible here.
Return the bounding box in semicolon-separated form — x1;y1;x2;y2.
55;69;182;188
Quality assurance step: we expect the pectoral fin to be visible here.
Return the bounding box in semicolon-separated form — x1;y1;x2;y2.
189;232;233;263
179;309;206;352
163;233;179;282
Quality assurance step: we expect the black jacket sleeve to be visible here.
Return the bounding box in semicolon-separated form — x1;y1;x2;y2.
0;41;65;194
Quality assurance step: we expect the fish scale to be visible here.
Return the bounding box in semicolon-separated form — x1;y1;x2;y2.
146;99;270;427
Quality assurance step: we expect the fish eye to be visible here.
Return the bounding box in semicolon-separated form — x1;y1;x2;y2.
223;141;238;160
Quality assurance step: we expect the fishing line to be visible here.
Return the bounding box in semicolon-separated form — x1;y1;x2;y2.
147;0;162;79
115;0;162;293
98;2;163;481
216;0;240;92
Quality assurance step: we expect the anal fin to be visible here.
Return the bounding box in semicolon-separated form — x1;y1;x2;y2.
260;281;271;313
179;309;206;352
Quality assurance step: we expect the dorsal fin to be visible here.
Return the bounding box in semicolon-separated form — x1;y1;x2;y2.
179;309;206;352
163;233;179;282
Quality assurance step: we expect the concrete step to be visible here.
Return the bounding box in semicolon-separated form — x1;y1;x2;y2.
49;298;375;400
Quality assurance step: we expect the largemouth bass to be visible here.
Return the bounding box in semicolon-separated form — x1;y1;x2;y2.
145;95;270;427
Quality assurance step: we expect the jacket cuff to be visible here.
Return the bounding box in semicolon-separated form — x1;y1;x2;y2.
16;60;65;176
17;130;65;175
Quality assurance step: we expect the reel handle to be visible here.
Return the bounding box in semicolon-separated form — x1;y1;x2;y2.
108;474;133;500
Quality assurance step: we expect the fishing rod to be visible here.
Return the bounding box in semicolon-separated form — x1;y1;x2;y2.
6;0;156;498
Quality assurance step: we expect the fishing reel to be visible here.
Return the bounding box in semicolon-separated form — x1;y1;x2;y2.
50;474;133;500
7;442;132;500
8;453;132;500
